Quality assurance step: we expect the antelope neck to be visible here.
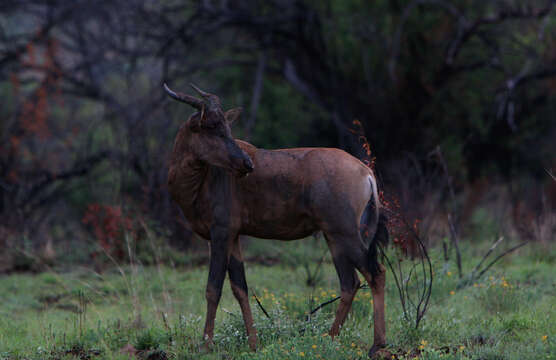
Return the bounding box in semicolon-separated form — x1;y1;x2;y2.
169;151;208;219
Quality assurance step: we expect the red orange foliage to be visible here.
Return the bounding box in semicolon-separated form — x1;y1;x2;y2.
380;191;420;256
82;203;134;260
351;120;376;170
353;120;418;255
12;35;63;143
5;35;66;185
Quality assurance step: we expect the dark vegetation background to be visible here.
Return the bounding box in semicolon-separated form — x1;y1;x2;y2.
1;0;555;272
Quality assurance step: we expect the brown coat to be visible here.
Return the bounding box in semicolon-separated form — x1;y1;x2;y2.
169;138;378;242
163;83;387;357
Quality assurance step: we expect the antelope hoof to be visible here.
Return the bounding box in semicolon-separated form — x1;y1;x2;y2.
248;335;257;352
328;327;339;340
200;339;214;353
368;343;386;358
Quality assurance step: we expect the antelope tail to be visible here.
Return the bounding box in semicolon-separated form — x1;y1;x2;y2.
361;171;389;280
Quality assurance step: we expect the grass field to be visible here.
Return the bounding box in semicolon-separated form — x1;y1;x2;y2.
0;238;554;360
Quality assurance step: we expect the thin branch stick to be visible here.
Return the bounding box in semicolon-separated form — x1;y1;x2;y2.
310;295;340;315
379;244;410;321
404;262;418;314
476;242;528;279
252;290;271;320
470;236;504;278
221;308;239;318
309;284;368;316
434;146;457;214
433;145;462;278
310;248;329;285
403;217;434;328
448;214;463;279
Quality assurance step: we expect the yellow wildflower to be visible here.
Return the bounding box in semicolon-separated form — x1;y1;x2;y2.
312;344;317;349
459;345;465;351
450;290;455;295
542;335;548;341
351;342;356;347
447;271;452;277
299;351;305;357
357;350;363;356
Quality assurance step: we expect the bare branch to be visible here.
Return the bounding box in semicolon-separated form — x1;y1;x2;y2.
20;151;115;209
470;236;505;279
476;242;528;280
390;0;465;81
252;290;271;320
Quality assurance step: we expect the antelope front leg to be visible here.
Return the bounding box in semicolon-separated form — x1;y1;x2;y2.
202;225;231;350
228;237;257;351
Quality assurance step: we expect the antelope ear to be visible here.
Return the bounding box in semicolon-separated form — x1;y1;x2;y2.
224;107;242;124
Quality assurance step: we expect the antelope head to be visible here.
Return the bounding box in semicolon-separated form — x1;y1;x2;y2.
164;83;254;177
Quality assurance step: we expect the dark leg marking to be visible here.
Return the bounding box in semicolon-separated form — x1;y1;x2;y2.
202;225;232;350
228;243;257;351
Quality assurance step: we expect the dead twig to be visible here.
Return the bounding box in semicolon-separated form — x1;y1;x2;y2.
379;215;433;329
252;289;272;321
448;214;463;279
309;284;368;316
303;247;328;287
309;295;340;317
431;145;462;278
476;242;528;280
458;237;528;288
470;236;504;279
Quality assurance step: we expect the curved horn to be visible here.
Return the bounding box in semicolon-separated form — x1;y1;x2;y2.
163;83;203;110
189;83;211;98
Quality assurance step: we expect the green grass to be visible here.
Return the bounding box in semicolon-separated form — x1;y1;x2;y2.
0;239;554;360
